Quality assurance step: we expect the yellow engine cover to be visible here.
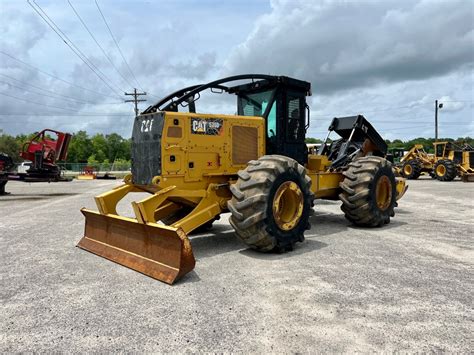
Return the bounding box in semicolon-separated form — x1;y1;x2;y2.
140;111;265;189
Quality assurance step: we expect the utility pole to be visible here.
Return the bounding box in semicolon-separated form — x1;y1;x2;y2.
434;99;443;142
125;88;147;116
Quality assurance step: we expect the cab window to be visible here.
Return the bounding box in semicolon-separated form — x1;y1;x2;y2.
238;89;276;138
287;95;304;142
436;144;444;157
262;100;276;137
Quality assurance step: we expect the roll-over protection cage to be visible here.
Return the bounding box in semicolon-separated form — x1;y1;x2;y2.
142;74;312;165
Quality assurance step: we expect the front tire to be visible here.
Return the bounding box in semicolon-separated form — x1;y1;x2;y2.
339;156;397;227
434;159;456;181
0;180;7;195
228;155;314;252
401;159;422;179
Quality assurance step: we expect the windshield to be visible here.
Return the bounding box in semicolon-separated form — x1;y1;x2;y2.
238;90;274;116
238;89;276;137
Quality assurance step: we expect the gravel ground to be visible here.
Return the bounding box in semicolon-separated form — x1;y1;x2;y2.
0;177;473;352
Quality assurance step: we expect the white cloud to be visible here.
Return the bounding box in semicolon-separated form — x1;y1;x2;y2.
438;96;464;112
224;0;474;94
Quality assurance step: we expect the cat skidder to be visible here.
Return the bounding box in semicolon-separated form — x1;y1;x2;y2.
78;75;407;284
398;142;474;181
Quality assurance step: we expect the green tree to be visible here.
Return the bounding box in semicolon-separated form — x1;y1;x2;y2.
91;134;108;162
0;132;21;162
101;158;111;171
305;137;322;143
106;133;131;161
87;154;100;168
67;131;92;162
112;158;131;171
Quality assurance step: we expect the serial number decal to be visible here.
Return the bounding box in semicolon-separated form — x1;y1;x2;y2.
140;118;154;133
191;118;223;135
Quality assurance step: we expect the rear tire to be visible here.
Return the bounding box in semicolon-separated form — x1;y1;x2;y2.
434;159;456;181
0;180;7;195
339;156;397;227
228;155;314;252
401;159;422;179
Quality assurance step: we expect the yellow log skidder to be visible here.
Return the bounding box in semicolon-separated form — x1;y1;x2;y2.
397;142;474;181
78;75;408;284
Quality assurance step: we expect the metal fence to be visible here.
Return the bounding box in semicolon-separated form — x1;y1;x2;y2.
57;162;131;172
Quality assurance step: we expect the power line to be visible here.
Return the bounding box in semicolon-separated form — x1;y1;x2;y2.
309;120;473;134
0;113;131;116
380;125;431;131
92;0;160;100
0;79;87;105
310;103;433;118
0;91;127;112
311;111;473;124
1;91;83;111
311;100;473;119
310;114;434;123
67;0;135;89
442;100;474;103
27;0;124;97
30;0;125;95
309;124;434;134
0;73;86;102
0;115;133;123
0;50;120;99
95;0;142;90
0;75;124;105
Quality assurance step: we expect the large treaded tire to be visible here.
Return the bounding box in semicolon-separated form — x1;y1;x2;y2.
434;159;456;181
401;159;422;179
339;156;397;227
228;155;314;252
0;180;7;195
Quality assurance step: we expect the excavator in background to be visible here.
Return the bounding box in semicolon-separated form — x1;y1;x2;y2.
77;75;408;284
0;129;71;195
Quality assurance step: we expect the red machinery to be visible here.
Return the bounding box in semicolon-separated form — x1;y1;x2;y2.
0;129;72;195
19;129;71;178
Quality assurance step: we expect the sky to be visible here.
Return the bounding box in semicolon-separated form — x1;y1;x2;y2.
0;0;473;140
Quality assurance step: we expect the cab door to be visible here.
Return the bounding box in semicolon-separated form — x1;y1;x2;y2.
281;91;307;165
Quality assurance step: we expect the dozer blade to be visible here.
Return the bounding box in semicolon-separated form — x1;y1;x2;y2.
78;209;195;284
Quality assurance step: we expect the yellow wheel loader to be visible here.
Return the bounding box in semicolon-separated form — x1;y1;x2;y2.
78;75;408;284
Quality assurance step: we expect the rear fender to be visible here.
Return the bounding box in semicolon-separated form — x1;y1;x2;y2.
395;177;408;201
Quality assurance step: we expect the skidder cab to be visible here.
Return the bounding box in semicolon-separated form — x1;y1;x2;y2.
78;74;407;284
